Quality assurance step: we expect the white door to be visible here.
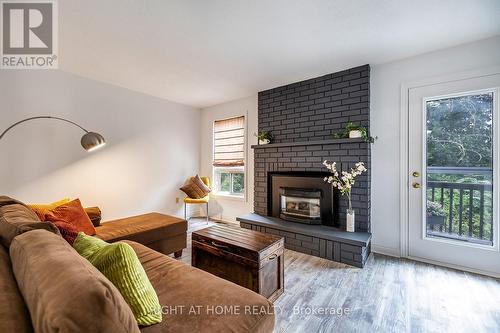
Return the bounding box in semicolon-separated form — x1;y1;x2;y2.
408;72;500;277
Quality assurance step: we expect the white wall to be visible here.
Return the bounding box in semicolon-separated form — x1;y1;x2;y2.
200;95;258;221
370;36;500;256
0;70;200;221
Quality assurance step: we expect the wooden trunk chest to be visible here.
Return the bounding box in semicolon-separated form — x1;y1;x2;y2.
192;224;284;302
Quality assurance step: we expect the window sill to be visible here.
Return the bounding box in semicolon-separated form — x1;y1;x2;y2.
212;193;246;201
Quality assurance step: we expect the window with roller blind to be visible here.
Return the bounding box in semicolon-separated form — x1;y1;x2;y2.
213;116;245;197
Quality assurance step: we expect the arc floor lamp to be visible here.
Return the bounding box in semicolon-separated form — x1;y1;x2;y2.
0;116;106;152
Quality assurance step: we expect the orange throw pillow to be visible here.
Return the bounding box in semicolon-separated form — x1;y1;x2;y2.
28;198;71;220
44;199;96;236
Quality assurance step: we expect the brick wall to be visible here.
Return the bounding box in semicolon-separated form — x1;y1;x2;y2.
254;65;371;232
258;65;370;143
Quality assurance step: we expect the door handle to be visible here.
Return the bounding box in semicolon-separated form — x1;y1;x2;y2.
412;171;420;177
412;182;421;189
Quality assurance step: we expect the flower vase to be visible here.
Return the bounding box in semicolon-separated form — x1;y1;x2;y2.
346;209;355;232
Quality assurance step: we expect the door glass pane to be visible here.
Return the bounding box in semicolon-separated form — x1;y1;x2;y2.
426;92;494;246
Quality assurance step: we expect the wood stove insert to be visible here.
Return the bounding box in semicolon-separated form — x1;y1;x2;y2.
269;172;337;227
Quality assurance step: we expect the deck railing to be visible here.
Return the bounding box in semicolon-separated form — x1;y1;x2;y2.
426;167;493;245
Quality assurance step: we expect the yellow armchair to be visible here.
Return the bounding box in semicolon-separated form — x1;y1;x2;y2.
184;176;210;222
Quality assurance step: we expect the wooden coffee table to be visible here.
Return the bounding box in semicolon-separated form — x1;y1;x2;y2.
192;224;284;302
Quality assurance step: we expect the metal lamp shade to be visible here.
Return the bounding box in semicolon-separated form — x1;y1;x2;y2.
81;132;106;152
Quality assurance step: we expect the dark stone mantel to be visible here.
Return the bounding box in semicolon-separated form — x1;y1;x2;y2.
251;138;365;150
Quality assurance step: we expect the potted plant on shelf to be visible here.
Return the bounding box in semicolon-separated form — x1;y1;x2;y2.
254;130;273;145
426;201;446;229
333;122;372;143
323;160;367;232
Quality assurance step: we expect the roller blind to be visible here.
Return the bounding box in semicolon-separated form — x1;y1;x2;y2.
213;116;245;167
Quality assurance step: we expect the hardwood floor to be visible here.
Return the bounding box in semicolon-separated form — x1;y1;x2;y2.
179;218;500;333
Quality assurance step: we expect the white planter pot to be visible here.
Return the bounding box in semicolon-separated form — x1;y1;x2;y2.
349;130;362;139
259;138;270;145
346;210;355;232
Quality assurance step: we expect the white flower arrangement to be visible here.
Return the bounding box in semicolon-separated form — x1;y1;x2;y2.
323;160;367;213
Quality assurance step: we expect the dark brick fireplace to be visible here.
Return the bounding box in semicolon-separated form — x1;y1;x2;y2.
237;64;372;268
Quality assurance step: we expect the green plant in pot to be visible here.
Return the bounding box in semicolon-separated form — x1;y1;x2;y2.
333;122;372;143
426;200;446;229
254;130;273;145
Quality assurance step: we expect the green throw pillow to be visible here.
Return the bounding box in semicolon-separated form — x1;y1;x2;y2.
73;232;162;326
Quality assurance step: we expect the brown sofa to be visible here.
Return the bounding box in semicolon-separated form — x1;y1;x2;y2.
0;196;275;333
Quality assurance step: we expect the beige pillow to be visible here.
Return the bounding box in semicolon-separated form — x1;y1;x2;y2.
180;175;211;199
10;230;140;333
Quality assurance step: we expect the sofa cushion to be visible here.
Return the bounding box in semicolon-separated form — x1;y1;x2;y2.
0;196;29;208
0;203;59;247
0;245;33;333
73;233;162;326
10;229;140;333
124;241;275;333
95;212;187;245
1;200;39;221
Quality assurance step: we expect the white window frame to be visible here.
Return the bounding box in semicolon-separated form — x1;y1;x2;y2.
213;166;245;198
212;114;247;200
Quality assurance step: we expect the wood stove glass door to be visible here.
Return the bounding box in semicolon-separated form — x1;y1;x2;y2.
279;188;322;224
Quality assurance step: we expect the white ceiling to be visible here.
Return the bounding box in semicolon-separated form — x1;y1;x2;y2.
60;0;500;108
